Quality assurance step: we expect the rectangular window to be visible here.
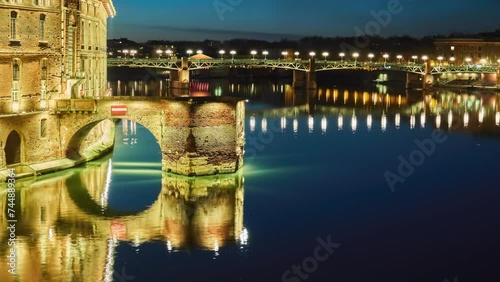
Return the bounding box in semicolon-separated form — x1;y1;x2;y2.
12;60;20;102
10;14;17;40
40;119;47;138
40;15;46;41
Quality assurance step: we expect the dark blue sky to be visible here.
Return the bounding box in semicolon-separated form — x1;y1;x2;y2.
108;0;500;42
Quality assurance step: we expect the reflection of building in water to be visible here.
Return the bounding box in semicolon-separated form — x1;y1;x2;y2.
0;159;245;281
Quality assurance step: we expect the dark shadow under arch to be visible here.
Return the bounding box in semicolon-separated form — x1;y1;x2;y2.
5;130;21;165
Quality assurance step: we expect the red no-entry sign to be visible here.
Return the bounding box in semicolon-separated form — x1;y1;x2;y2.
111;104;127;115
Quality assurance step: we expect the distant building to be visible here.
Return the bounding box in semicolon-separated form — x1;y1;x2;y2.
435;38;500;65
0;0;116;113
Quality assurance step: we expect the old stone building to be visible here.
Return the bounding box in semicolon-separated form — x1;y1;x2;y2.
0;0;116;114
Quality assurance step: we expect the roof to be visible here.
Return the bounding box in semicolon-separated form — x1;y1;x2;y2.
100;0;117;17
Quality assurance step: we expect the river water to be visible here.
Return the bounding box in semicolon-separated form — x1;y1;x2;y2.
1;78;500;282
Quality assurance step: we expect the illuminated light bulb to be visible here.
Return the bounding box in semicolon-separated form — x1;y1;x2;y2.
250;115;256;133
381;113;387;132
338;114;343;130
321;116;327;134
308;116;314;133
436;113;442;128
410;115;416;130
261;117;267;134
420;112;426;129
395;113;401;129
463;112;469;128
367;114;373;132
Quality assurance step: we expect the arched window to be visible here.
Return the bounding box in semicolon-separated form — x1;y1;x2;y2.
12;59;20;102
10;11;17;40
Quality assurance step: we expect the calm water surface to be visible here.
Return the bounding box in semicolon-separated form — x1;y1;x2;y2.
1;80;500;282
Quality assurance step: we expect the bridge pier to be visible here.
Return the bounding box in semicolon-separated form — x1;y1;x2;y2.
293;70;306;89
170;57;190;90
422;61;434;89
307;59;317;90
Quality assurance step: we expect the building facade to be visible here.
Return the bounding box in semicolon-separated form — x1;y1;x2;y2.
0;0;116;114
435;38;500;65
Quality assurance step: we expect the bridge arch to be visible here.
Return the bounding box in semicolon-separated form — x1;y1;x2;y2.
4;130;23;165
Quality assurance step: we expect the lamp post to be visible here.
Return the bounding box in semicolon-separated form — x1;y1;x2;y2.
412;55;418;64
262;51;268;61
450;57;455;66
396;55;403;63
294;51;300;60
339;52;345;62
186;49;193;57
368;53;374;63
230;50;236;60
166;49;172;59
352;52;359;65
123;49;129;58
437;56;444;66
281;51;288;60
309;52;316;59
465;57;471;70
196;50;203;55
383;54;389;66
130;50;137;59
422;55;428;62
251;50;257;60
156;49;163;58
219;50;225;59
322;52;329;62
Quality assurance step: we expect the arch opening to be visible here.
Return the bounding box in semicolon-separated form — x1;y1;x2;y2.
5;131;22;165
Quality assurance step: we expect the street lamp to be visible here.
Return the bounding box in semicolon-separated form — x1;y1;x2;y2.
437;56;443;66
322;52;329;62
166;49;172;58
294;51;300;60
186;49;193;57
196;50;203;55
480;58;486;66
230;50;236;60
156;49;163;58
281;51;288;60
396;55;403;63
412;55;418;64
262;51;268;60
219;50;225;59
309;52;316;59
123;49;129;58
130;50;137;58
251;50;257;60
450;57;455;65
465;57;471;69
368;53;374;62
352;52;359;65
422;55;428;62
383;53;389;64
339;52;345;62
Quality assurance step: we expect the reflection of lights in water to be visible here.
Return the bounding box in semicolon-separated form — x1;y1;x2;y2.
420;112;426;129
261;117;267;134
250;115;255;133
410;115;416;130
436;113;442;128
351;113;357;132
101;159;112;209
308;116;314;133
48;228;54;241
103;237;118;282
381;113;387;132
214;240;220;257
281;116;287;132
478;108;484;124
293;118;298;134
464;112;469;128
240;228;249;246
167;241;172;252
123;119;128;136
367;114;373;132
448;110;453;129
321;116;327;134
395;113;401;129
496;112;500;126
338;114;343;131
133;235;141;248
132;120;136;136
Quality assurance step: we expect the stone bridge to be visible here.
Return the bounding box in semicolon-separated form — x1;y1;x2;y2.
0;97;245;180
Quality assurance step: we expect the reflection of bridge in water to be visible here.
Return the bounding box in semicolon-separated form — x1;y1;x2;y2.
0;157;246;282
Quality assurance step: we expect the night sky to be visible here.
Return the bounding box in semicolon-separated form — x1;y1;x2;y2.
108;0;500;42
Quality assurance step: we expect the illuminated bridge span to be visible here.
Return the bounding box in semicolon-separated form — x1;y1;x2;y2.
0;97;245;178
108;57;500;89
